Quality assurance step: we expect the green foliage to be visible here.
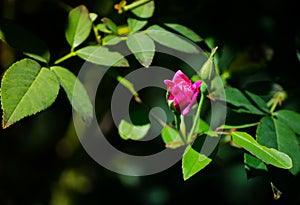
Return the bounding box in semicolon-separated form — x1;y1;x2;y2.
164;23;203;42
102;35;122;46
275;110;300;134
161;126;183;149
128;18;148;33
126;33;155;67
65;5;92;49
231;131;292;169
244;153;268;171
118;120;151;140
1;59;59;128
130;0;155;18
77;46;129;67
220;87;268;115
50;66;93;123
101;17;119;35
146;25;200;53
1;0;300;202
182;145;212;180
257;116;300;175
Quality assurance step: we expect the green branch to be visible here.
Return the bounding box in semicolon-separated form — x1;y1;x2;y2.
116;0;152;14
216;122;260;131
174;112;187;144
54;51;77;65
187;92;205;142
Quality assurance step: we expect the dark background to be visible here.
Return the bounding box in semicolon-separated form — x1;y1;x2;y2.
0;0;299;204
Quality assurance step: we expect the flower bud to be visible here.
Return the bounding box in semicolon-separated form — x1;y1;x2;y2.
164;70;202;115
199;46;218;82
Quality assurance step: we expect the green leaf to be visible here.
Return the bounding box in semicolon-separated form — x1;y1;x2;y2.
257;117;277;148
96;23;112;34
164;23;203;42
194;119;217;137
146;25;199;54
0;18;50;63
101;17;118;35
0;27;5;41
244;153;268;171
65;5;92;49
273;119;300;175
275;109;300;134
77;46;129;67
182;145;212;180
161;126;184;149
244;153;268;179
126;33;155;67
89;13;98;22
50;66;93;123
1;58;59;128
131;1;155;18
231;131;292;169
128;18;148;33
257;116;300;175
195;119;210;134
102;35;122;46
118;120;150;140
245;90;269;113
221;87;266;115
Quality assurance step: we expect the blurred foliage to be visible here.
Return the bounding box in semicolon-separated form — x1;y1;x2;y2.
0;0;299;204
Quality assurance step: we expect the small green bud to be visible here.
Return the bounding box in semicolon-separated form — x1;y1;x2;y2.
199;46;218;81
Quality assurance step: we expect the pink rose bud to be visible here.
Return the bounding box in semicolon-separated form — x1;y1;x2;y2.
164;70;202;115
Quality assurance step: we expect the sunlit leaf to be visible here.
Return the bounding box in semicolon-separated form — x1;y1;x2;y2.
182;145;212;180
161;126;184;149
146;25;199;54
101;17;118;35
89;13;98;22
194;119;217;137
50;66;93;123
128;18;148;33
65;5;92;49
126;33;155;67
131;1;155;18
96;23;112;34
118;120;151;140
231;131;292;169
102;35;122;46
164;23;203;42
77;46;129;67
1;58;59;128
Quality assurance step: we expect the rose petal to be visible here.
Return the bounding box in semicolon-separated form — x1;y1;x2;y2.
164;70;202;115
172;70;192;86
